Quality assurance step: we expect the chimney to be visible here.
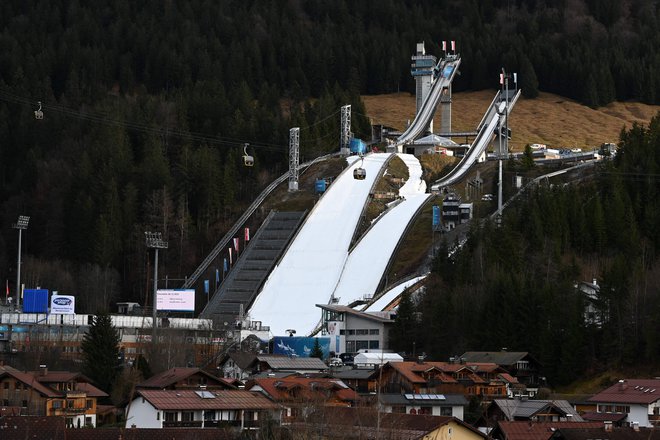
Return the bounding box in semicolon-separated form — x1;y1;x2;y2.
604;421;612;432
618;379;626;391
632;422;639;431
39;365;48;376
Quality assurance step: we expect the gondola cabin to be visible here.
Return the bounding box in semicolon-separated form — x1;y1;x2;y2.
353;167;366;180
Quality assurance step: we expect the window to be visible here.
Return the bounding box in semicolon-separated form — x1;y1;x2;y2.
3;382;8;389
22;400;28;408
86;399;93;409
85;417;92;427
346;341;356;352
369;329;379;335
441;407;452;416
181;411;194;422
368;340;379;349
355;340;369;351
53;400;62;409
339;330;346;335
68;400;74;408
204;410;215;421
356;329;369;335
164;412;177;422
347;330;355;335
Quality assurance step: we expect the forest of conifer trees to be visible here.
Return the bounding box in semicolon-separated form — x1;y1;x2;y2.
0;0;659;321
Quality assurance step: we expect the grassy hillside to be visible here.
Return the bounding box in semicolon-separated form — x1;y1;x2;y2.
363;91;660;152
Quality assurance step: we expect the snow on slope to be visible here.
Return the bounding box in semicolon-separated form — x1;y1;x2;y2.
331;154;430;305
248;153;391;336
362;274;429;312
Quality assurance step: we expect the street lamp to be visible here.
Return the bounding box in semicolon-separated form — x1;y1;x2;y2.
12;215;29;310
145;231;168;327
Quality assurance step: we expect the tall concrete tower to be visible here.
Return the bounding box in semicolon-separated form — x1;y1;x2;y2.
411;42;437;134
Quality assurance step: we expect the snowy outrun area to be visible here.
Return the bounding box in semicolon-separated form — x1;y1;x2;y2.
250;153;430;336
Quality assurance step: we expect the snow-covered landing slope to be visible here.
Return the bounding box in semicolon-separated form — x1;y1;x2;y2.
332;154;431;306
249;153;391;336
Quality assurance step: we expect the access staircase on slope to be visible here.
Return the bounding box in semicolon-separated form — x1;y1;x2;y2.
199;211;306;325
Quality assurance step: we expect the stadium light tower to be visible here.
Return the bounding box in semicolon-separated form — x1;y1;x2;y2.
145;231;168;327
12;215;29;310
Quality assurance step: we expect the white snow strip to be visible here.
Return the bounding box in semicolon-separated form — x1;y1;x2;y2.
362;274;428;312
332;154;430;306
249;153;391;336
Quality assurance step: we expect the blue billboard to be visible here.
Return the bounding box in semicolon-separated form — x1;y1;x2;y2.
23;289;49;313
273;336;330;358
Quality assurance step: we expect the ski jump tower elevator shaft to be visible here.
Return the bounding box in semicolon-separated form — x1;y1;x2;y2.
410;41;456;136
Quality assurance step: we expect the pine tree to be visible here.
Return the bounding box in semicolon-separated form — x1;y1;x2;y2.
81;312;121;393
310;338;324;360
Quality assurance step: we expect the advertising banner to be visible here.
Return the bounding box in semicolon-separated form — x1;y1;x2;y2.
156;289;195;312
273;336;330;358
50;295;75;314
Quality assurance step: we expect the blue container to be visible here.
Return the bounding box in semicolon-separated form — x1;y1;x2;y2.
349;138;367;155
315;179;327;194
23;289;49;313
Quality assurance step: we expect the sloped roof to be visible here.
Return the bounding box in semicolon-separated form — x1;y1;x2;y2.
71;381;109;398
316;304;395;323
226;351;258;370
491;399;583;421
413;134;458;147
0;416;65;440
333;369;378;380
553;426;660;440
136;389;278;410
137;367;232;389
588;379;660;404
580;411;627;422
27;370;108;397
257;355;328;370
0;365;59;397
247;377;359;403
496;421;602;440
64;427;235;440
386;361;500;385
460;351;537;366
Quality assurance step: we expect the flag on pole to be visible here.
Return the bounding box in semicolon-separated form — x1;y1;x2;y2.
451;40;456;51
228;248;233;265
204;279;210;294
216;269;220;284
442;41;446;51
244;227;250;242
233;237;240;253
223;258;228;273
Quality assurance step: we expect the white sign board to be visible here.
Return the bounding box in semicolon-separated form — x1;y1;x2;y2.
156;289;195;312
50;295;76;314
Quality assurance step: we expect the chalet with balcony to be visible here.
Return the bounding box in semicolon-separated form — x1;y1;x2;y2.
379;392;468;419
460;351;543;395
125;389;280;429
0;364;107;427
482;398;584;427
378;360;509;399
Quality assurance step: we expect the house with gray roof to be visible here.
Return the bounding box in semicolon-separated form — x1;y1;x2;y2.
482;398;583;427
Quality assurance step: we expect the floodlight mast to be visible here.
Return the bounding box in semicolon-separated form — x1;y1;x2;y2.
145;232;168;327
12;215;29;310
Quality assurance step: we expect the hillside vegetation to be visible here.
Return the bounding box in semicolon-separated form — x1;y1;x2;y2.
364;91;660;151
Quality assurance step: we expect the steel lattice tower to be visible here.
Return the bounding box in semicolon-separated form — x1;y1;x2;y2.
288;127;300;192
340;105;351;155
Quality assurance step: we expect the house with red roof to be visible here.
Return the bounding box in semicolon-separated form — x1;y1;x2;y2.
585;379;660;427
491;421;603;440
378;360;509;399
246;376;360;423
125;388;280;429
0;364;107;427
